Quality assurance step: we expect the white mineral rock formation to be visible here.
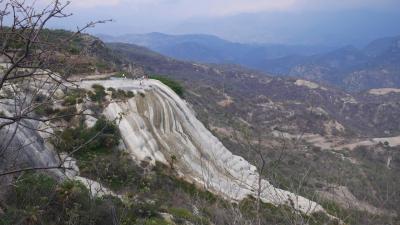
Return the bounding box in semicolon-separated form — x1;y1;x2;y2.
61;154;120;198
295;79;327;90
368;88;400;95
80;79;324;214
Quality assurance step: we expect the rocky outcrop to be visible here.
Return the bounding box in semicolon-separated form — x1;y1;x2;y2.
0;116;61;177
80;79;325;214
0;112;63;200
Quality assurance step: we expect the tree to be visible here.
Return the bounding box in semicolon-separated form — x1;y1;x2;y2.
0;0;108;177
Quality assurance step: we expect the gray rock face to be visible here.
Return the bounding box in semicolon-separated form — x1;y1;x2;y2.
0;116;62;178
80;79;325;214
0;117;62;201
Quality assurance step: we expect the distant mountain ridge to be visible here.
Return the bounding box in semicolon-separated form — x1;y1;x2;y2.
263;35;400;91
99;32;400;91
107;41;400;137
98;32;333;64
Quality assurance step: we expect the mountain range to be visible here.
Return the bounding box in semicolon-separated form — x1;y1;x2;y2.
107;41;400;223
100;33;400;92
263;35;400;91
98;32;333;64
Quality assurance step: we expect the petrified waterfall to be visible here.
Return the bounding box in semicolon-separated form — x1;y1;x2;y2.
81;79;324;214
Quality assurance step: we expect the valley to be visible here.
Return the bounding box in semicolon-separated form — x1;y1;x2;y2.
107;41;400;224
103;33;400;92
0;2;399;224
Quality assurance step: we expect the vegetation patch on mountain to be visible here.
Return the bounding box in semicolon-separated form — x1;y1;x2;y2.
150;75;184;97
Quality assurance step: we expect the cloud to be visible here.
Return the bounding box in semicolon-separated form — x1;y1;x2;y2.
69;0;122;8
40;0;400;43
45;0;395;27
68;0;400;14
67;0;296;16
164;0;297;17
294;0;400;11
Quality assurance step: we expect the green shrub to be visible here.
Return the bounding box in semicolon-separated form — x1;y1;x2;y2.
150;75;184;97
13;173;57;208
1;173;146;225
54;117;120;160
127;91;135;98
1;173;94;225
63;89;85;106
95;61;109;72
168;207;209;224
57;105;78;122
131;201;160;219
79;151;143;191
169;207;193;220
143;218;171;225
110;88;135;100
89;84;107;103
151;163;217;203
68;44;81;54
34;104;60;117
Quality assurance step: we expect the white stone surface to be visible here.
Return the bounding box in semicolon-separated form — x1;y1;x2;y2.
0;106;63;178
75;176;119;198
83;109;97;128
295;79;327;90
368;88;400;95
80;79;325;214
61;154;119;198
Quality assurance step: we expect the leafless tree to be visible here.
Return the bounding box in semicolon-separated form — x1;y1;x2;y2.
0;0;109;177
229;118;325;225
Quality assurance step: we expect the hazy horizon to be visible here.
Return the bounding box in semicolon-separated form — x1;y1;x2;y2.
96;29;400;49
44;0;400;46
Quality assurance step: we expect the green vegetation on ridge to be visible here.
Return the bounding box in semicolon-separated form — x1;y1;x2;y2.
150;75;184;97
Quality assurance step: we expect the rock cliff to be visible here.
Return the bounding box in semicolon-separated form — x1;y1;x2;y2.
80;79;324;214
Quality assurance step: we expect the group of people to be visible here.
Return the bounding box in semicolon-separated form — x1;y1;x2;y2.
138;75;149;85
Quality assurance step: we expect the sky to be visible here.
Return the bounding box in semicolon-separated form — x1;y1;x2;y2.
44;0;400;46
64;0;400;16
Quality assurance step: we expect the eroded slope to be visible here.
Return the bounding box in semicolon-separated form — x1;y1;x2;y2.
80;79;324;214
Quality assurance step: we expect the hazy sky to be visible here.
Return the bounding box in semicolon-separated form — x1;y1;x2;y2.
46;0;400;45
65;0;400;15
